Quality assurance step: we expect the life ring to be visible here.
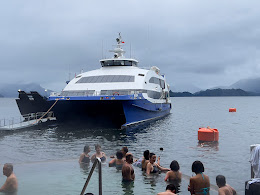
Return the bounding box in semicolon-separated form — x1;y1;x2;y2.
113;92;119;96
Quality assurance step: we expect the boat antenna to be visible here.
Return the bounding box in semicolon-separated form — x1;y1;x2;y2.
130;42;132;58
101;39;104;58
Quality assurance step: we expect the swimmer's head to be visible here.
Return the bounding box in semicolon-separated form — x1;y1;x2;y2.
149;153;156;163
125;153;133;164
84;145;90;153
192;160;204;174
116;150;123;159
143;150;150;160
166;184;176;193
121;146;128;156
95;144;101;152
216;175;226;187
170;160;180;171
3;163;13;177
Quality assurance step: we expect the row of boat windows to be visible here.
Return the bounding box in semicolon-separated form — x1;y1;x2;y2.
76;75;135;83
75;75;165;88
60;90;168;99
149;77;165;89
100;60;137;67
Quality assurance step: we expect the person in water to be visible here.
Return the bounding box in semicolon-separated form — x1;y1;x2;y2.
79;145;91;164
216;175;236;195
91;144;107;163
121;146;128;161
157;184;177;195
146;153;170;175
164;160;182;181
0;163;18;193
122;153;135;182
109;150;124;169
141;150;150;171
188;161;210;195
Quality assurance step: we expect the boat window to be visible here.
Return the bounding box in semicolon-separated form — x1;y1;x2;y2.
100;60;137;67
125;61;132;66
76;75;135;83
60;90;95;96
149;77;165;88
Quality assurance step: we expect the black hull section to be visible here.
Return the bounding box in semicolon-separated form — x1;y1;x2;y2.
52;100;126;128
16;91;126;128
16;91;50;115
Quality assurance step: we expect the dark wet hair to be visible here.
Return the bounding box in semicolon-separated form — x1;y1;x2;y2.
192;160;204;174
4;163;13;172
116;150;123;159
125;153;133;162
143;150;150;160
84;145;90;153
95;144;101;150
149;152;155;159
166;184;176;192
170;160;180;171
216;175;226;186
121;146;128;154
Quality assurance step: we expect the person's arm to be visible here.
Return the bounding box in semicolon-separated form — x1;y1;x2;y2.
164;171;170;181
79;154;84;163
232;187;237;195
90;153;96;162
188;178;195;195
146;163;152;175
157;163;170;172
131;168;135;180
157;156;160;166
0;177;14;192
103;152;107;159
109;159;116;167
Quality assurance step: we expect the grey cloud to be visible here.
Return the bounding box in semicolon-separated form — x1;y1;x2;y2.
1;0;260;91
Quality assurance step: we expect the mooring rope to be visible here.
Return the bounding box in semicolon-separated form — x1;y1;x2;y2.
33;98;59;125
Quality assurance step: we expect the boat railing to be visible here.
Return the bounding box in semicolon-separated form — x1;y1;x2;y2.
80;157;102;195
0;111;55;128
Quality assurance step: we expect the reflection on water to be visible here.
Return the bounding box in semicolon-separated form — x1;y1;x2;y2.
197;141;219;151
80;163;90;175
143;172;161;187
121;181;134;195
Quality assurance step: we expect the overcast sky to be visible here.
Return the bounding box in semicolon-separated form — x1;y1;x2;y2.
1;0;260;92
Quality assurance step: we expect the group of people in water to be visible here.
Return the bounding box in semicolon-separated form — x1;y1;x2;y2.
79;145;237;195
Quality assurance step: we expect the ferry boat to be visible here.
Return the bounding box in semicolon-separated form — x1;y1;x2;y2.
16;34;171;128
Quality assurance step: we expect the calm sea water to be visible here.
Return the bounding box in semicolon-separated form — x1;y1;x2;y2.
0;97;259;195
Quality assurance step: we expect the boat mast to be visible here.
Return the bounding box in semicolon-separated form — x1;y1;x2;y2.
109;33;126;58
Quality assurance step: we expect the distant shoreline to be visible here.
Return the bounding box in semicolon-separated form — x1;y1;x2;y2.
170;88;260;97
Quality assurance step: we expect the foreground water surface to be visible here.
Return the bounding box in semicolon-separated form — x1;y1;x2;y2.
0;97;259;194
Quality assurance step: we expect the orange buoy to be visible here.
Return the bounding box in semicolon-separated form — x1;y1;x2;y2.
229;108;236;112
198;127;219;142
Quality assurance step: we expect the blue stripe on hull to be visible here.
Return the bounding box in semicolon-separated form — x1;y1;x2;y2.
122;99;171;127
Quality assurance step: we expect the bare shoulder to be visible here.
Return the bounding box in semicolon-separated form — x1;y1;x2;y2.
9;174;18;182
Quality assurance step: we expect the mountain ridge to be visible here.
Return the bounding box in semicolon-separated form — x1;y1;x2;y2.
0;83;51;98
